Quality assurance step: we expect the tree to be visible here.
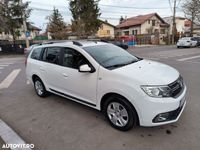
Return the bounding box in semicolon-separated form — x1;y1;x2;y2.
47;7;67;40
69;0;101;37
0;0;31;43
119;16;124;24
182;0;200;36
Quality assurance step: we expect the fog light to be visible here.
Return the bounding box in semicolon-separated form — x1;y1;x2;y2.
153;113;170;123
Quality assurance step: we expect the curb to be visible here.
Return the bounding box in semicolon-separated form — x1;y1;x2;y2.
0;119;32;150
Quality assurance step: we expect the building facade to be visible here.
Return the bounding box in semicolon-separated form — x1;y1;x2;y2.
116;13;169;35
0;23;41;41
116;13;169;44
163;17;191;36
96;20;115;39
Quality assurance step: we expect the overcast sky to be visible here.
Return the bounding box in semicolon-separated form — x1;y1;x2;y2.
24;0;185;32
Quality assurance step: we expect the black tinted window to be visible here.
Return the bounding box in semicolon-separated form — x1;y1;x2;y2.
31;48;43;60
63;48;88;69
43;47;61;65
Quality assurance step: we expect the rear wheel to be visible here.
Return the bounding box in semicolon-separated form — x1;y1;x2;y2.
103;95;138;131
34;77;48;97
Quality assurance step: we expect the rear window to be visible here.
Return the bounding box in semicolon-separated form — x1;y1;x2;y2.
31;48;43;60
181;38;191;41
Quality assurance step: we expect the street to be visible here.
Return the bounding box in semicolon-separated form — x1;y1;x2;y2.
0;46;200;150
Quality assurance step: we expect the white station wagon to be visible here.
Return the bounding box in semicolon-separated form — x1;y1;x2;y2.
26;41;187;131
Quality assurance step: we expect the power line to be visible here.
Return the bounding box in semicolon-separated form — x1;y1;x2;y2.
99;4;170;9
30;1;172;10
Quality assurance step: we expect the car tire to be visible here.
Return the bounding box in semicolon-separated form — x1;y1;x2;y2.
177;46;180;48
34;77;48;97
103;95;138;131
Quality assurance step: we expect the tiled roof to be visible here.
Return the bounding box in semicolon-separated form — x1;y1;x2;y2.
116;13;167;28
99;20;115;28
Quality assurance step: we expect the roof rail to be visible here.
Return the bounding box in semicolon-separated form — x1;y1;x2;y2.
42;40;68;45
72;41;83;46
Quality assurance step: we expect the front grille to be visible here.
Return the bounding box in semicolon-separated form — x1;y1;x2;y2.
168;76;184;98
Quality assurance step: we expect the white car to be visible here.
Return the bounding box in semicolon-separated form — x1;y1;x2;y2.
177;37;197;48
26;41;187;131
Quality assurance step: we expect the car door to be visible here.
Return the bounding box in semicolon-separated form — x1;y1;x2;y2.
57;47;98;106
41;47;64;90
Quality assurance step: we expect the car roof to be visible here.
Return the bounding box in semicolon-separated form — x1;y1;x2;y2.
35;41;107;49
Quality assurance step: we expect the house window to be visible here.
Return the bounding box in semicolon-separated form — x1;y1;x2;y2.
132;30;137;35
107;30;110;35
124;31;129;35
154;29;159;33
152;20;156;26
116;32;121;36
160;29;165;34
135;30;138;35
100;25;103;30
148;20;151;24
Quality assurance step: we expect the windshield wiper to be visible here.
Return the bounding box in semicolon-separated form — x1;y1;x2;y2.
106;60;138;69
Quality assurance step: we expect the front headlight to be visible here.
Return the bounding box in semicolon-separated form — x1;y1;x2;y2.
141;85;172;98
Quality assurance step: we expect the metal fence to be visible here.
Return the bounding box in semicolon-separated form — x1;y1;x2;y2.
0;40;45;54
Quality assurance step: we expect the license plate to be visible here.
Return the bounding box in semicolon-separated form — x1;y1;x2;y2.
180;97;186;107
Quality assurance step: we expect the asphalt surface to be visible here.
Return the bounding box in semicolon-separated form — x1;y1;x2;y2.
0;46;200;150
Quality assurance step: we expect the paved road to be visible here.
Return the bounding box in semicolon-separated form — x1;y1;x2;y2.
0;46;200;150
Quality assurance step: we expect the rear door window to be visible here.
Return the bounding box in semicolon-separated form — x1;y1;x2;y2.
42;47;62;65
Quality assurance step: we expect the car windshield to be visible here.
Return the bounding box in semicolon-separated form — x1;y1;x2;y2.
83;44;140;69
180;37;191;41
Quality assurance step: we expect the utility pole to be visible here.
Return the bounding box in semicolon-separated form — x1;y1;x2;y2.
172;0;177;45
20;0;29;48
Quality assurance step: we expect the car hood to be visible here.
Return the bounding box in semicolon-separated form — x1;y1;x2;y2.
114;59;179;85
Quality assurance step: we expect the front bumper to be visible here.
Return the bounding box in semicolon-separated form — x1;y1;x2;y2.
138;85;187;127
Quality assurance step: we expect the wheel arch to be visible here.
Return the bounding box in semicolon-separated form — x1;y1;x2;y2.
100;92;140;125
32;74;40;82
32;74;47;90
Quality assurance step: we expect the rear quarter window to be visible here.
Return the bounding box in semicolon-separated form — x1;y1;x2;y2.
31;48;43;60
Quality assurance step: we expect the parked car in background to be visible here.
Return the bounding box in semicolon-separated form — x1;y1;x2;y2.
192;36;200;47
110;41;129;50
24;44;41;54
177;37;197;48
26;41;187;131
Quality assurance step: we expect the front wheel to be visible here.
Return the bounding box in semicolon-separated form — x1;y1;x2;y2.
103;95;138;131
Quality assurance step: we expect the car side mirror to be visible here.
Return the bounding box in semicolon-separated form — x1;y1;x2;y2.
79;64;92;73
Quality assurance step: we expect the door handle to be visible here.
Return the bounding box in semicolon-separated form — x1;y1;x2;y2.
62;73;68;77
